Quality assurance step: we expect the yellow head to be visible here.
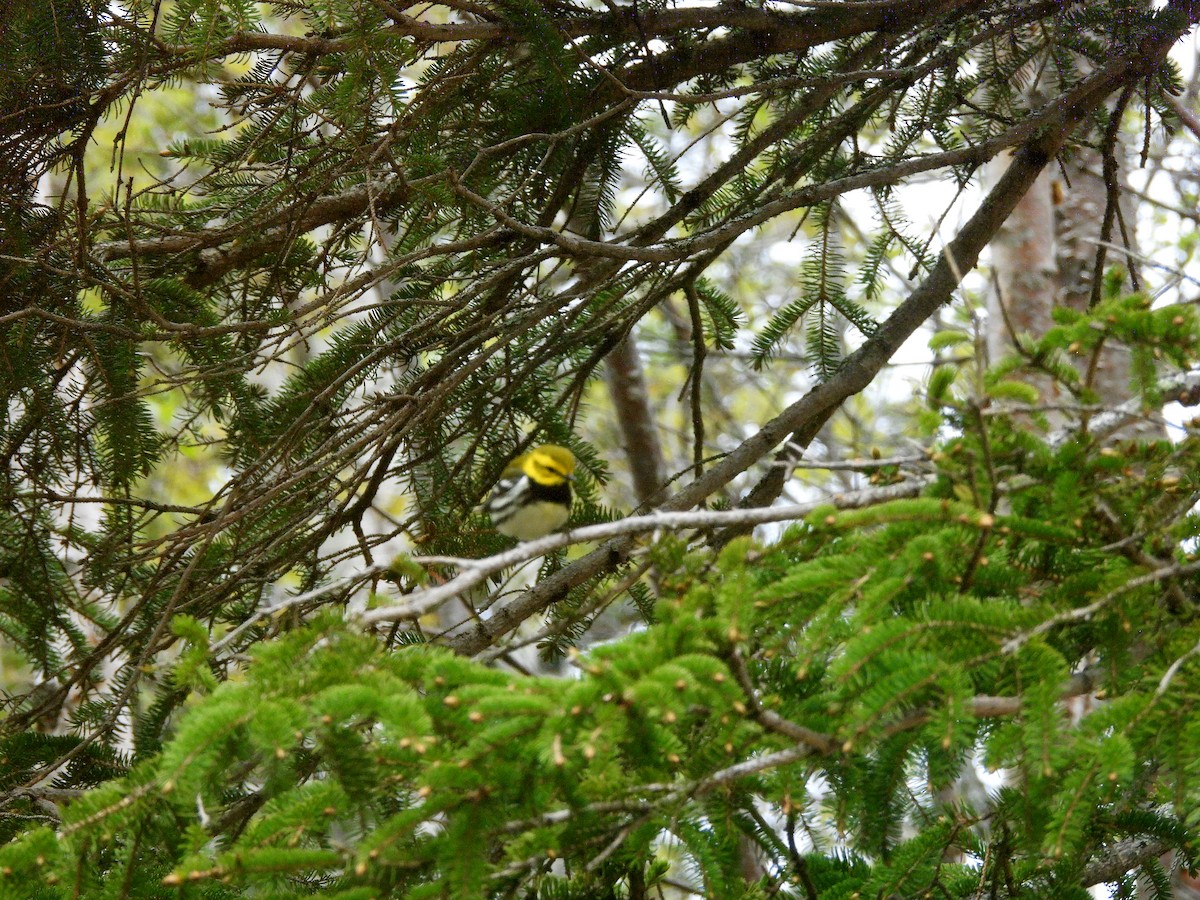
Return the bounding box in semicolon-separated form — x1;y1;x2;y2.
518;444;576;487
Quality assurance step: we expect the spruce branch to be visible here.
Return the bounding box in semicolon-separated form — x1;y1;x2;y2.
363;477;931;627
1001;559;1200;655
445;38;1170;654
727;649;840;755
1079;839;1171;888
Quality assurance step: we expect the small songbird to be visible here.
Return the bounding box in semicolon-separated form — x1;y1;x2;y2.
483;444;576;540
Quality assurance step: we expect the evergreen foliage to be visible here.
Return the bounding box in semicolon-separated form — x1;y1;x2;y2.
5;305;1200;893
2;0;1199;895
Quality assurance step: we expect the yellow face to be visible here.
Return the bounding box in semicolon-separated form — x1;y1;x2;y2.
521;444;576;486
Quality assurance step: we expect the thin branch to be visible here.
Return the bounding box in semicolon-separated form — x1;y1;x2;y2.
360;478;932;626
1048;369;1200;444
210;565;388;654
1154;635;1200;699
727;650;840;754
1002;559;1200;655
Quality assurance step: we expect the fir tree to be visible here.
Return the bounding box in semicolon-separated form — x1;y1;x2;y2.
2;1;1200;896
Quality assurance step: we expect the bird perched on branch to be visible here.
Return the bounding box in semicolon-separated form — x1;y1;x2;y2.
483;444;576;540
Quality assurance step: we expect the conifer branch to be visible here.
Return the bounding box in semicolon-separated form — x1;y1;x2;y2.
6;2;1200;890
445;37;1172;654
364;478;931;626
1001;560;1200;655
1079;837;1171;888
1049;369;1200;443
727;650;840;754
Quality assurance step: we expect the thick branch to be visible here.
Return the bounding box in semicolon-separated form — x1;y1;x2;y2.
1081;838;1171;887
604;335;668;507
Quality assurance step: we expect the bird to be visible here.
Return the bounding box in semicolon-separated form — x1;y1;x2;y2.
483;444;576;540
